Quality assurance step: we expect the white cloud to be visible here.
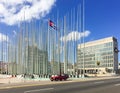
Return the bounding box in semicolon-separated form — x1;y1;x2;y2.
0;33;9;42
60;30;91;42
13;30;17;37
13;30;17;35
0;0;56;25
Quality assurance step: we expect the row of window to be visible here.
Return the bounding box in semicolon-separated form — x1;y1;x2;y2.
78;64;113;68
84;42;113;50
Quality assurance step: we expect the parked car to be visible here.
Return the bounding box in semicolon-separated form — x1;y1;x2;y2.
50;74;69;81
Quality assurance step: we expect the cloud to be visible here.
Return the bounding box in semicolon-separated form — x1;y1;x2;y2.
13;30;17;37
60;30;91;42
0;33;9;42
0;0;56;25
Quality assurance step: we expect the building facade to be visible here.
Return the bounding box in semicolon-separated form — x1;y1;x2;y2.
16;45;48;75
77;37;119;74
0;62;8;74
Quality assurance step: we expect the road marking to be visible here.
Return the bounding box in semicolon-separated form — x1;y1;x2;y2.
24;88;54;93
0;81;66;90
114;84;120;86
4;87;11;89
94;81;104;84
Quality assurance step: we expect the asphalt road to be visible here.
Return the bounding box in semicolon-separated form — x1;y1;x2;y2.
0;78;120;93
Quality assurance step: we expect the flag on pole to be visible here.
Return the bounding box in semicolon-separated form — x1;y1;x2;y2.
48;20;57;30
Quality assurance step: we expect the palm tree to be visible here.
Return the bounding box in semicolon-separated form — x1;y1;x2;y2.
96;61;100;74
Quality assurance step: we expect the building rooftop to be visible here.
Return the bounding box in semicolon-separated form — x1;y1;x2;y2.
78;37;117;48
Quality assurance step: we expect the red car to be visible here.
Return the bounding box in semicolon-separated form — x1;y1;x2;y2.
50;74;69;81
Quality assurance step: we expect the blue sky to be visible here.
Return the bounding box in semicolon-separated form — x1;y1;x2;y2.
52;0;120;41
52;0;120;61
0;0;120;61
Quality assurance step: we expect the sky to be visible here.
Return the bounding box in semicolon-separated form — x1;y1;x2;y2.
0;0;120;61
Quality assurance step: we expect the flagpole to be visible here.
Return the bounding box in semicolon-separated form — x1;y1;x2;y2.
76;5;79;77
64;16;67;74
73;8;75;76
1;32;3;74
78;4;82;77
61;18;64;74
52;26;54;74
56;12;61;75
83;0;85;77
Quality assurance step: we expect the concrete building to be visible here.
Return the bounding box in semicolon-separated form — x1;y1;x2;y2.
49;61;75;75
60;62;74;75
77;37;119;74
8;62;17;75
27;46;48;75
0;62;8;74
16;46;48;75
119;63;120;69
50;60;60;75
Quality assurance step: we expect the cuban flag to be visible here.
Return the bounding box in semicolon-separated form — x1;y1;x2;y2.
48;20;57;30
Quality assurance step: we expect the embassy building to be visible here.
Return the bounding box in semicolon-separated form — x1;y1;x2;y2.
77;37;119;74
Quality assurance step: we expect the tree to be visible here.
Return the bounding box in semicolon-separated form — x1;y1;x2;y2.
96;61;100;74
97;61;100;66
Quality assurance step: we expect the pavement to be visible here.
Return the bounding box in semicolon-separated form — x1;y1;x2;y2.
0;74;120;90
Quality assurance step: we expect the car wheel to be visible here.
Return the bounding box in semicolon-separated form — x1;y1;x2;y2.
55;78;58;81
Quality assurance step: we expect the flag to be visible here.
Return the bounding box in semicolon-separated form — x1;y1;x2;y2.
48;20;57;30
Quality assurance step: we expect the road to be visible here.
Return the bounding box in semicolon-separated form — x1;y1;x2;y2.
0;78;120;93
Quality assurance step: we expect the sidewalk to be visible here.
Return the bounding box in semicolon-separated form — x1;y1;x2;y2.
0;77;50;84
0;75;120;89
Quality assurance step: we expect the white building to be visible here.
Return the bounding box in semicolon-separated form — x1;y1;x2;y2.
77;37;119;74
